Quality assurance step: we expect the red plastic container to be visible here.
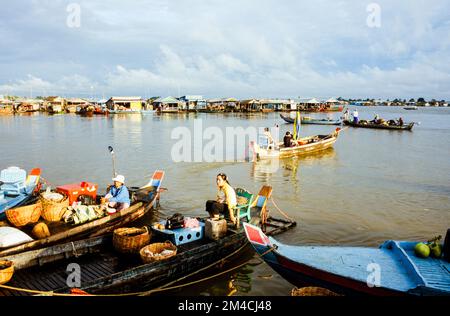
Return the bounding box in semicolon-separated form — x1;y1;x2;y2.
56;182;98;205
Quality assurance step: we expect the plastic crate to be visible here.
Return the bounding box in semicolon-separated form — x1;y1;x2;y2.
152;220;205;246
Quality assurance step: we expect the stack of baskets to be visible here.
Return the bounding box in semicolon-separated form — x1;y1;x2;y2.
140;241;177;264
113;227;151;254
5;202;42;227
40;192;69;222
0;260;14;285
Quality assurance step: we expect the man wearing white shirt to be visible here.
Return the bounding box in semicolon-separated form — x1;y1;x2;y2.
352;109;359;123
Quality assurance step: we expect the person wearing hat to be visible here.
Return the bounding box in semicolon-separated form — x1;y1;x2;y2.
102;175;130;213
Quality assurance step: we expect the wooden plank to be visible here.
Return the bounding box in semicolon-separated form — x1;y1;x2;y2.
1;235;110;270
83;264;106;279
0;201;145;257
94;262;115;275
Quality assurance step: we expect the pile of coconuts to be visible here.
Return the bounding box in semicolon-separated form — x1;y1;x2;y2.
414;236;443;259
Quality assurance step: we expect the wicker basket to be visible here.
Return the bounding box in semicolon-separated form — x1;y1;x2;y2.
140;241;177;264
291;287;341;296
0;260;14;285
40;193;69;222
113;227;151;254
32;222;51;239
5;202;42;227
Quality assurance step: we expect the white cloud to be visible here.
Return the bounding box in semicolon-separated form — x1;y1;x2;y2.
1;0;450;99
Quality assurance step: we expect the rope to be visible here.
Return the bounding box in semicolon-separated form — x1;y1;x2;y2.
0;241;255;297
270;197;295;222
71;242;79;258
140;259;256;296
139;242;251;296
258;246;277;258
0;285;75;297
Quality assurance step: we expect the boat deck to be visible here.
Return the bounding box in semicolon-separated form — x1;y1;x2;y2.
0;230;248;296
397;241;450;295
268;238;450;295
271;239;415;293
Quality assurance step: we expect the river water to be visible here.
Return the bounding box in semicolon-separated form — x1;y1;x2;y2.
1;106;449;295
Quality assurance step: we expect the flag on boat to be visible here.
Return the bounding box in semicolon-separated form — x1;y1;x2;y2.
293;111;301;140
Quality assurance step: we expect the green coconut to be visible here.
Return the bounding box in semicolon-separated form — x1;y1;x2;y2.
414;243;431;258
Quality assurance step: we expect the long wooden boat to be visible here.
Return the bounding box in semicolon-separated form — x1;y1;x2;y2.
0;186;296;296
0;170;165;257
0;105;15;115
0;229;248;296
15;103;40;113
250;128;341;160
244;223;450;296
280;114;341;125
76;106;95;117
0;168;41;219
343;120;414;131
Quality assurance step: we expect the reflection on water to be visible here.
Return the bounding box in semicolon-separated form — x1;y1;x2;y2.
1;107;449;296
252;148;337;181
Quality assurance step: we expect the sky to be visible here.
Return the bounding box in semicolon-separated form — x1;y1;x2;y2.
0;0;449;100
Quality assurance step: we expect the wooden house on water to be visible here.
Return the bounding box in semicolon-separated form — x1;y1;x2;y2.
0;96;15;114
153;96;185;113
15;99;43;113
179;95;207;112
44;96;66;114
240;99;261;112
65;98;91;113
106;97;143;113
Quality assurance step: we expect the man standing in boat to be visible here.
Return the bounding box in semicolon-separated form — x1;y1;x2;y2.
102;175;130;214
352;109;359;124
342;108;349;121
263;127;276;150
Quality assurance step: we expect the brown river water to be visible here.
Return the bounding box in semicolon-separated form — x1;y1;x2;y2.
0;106;449;295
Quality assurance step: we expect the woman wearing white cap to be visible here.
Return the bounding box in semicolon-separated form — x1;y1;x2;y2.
102;174;130;213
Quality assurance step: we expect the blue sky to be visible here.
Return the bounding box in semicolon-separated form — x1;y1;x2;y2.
1;0;449;99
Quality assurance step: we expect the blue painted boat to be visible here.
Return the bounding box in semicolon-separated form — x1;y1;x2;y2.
280;114;341;125
244;223;450;296
0;167;41;219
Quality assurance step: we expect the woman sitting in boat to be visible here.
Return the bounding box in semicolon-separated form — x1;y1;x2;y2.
205;173;238;225
397;117;404;126
283;132;295;148
101;175;130;214
372;114;380;124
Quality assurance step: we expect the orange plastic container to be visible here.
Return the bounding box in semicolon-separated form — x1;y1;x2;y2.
56;182;98;205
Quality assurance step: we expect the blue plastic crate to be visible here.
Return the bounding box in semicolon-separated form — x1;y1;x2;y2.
152;220;205;246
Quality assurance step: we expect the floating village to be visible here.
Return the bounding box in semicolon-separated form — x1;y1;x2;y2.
0;94;448;116
0;89;449;297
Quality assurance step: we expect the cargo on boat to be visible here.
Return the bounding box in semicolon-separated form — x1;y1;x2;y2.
244;224;450;296
0;170;165;257
0;186;296;296
343;120;415;131
250;128;341;160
